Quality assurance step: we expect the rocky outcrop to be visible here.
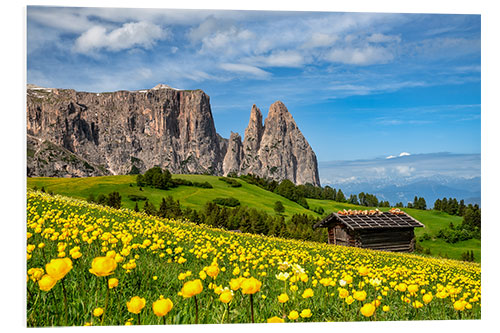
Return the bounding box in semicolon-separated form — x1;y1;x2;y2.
27;134;110;177
224;101;320;186
27;85;222;176
27;84;320;186
222;132;244;176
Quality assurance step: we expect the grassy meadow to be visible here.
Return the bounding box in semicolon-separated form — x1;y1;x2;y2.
26;191;481;327
27;175;480;262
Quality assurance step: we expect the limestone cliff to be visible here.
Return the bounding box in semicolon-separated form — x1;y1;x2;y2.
27;84;320;186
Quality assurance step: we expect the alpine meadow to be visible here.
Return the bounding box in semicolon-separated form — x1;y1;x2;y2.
25;6;481;328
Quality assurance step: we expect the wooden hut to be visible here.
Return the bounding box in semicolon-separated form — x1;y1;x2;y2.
313;209;424;252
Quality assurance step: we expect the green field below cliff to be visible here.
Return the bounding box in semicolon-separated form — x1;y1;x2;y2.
27;175;480;262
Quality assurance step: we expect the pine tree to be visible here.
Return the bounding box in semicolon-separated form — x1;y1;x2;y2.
335;189;346;203
434;198;442;211
158;198;168;218
274;201;285;215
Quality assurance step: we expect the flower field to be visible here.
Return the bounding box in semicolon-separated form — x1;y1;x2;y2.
26;190;481;327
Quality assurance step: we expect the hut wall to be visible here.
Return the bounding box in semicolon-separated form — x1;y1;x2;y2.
327;224;356;247
356;228;416;252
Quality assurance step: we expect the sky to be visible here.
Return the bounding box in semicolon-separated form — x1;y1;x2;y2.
27;7;481;163
319;152;480;186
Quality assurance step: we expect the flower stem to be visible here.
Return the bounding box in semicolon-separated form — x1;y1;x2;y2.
250;294;254;323
163;316;167;325
138;313;141;325
61;279;68;326
101;277;110;325
194;295;199;324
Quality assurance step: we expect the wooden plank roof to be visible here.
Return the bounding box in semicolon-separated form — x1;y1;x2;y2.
313;211;424;230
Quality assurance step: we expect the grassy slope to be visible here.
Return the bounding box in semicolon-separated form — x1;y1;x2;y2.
308;198;480;262
27;175;480;262
27;175;319;219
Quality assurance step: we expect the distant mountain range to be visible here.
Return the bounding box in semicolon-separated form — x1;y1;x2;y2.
319;153;481;206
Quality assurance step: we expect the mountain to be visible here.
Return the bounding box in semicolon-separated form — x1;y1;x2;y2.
26;84;320;186
319;153;481;206
336;178;481;207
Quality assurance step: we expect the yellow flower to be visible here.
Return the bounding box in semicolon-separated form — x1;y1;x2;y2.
383;305;390;312
181;279;203;298
358;266;369;276
299;273;309;283
423;293;433;304
199;271;207;280
300;309;312;318
345;296;355;305
343;274;353;284
206;265;220;279
353;290;367;301
89;256;117;277
229;277;245;291
267;316;284;323
45;258;72;281
412;301;423;309
360;303;376;317
302;288;314;299
71;251;82;260
127;296;146;314
396;283;407;292
453;300;467;311
408;284;419;294
152;297;173;317
288;310;299;320
38;274;57;291
108;278;119;289
220;290;233;303
241;277;262;295
338;288;349;299
278;293;289;303
93;307;104;317
28;267;44;281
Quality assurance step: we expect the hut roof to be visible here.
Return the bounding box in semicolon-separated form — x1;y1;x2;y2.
313;211;424;231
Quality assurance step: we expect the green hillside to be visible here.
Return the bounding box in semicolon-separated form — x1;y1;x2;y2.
27;175;317;218
27;175;480;262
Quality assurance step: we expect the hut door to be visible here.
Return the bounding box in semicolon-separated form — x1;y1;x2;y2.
335;226;348;245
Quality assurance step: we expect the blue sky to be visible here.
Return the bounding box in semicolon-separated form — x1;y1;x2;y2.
27;7;481;163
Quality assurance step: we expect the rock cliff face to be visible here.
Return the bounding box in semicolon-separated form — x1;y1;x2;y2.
232;101;320;186
27;84;320;186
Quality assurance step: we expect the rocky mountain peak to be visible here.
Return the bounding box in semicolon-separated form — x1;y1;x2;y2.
152;83;179;90
27;84;320;186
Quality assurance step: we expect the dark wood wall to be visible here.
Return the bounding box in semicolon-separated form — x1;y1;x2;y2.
327;224;416;252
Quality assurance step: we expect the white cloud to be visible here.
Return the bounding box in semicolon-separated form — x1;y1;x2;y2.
325;46;394;65
199;26;255;56
246;50;306;68
219;63;271;78
74;21;167;54
367;33;401;44
399;152;411;157
386;155;396;159
301;33;338;49
395;165;415;176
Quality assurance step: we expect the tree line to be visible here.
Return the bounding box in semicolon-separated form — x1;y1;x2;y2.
433;197;468;216
237;173;390;210
136;167;212;190
134;195;326;243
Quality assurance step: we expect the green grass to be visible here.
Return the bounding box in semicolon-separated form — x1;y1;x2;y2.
27;175;319;219
308;198;480;262
27;175;480;262
26;191;481;326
